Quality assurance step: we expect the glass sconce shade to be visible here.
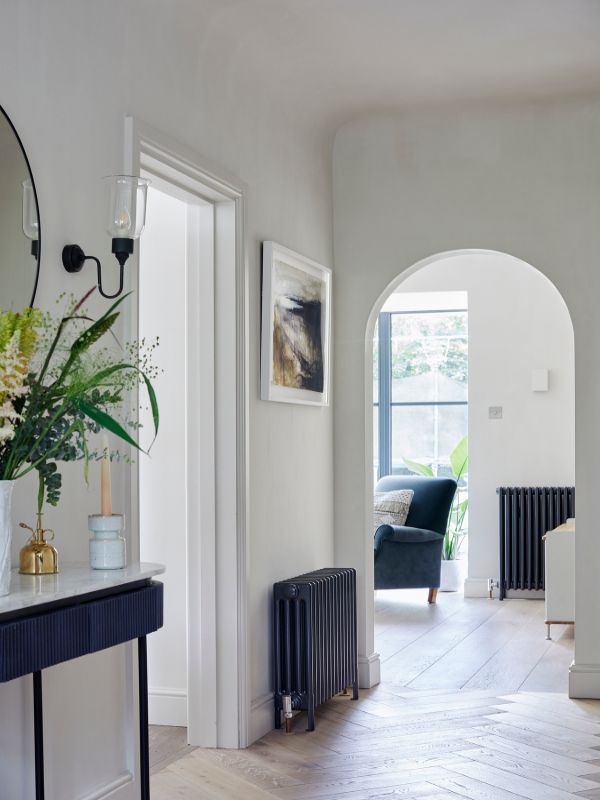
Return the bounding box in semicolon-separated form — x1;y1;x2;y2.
22;180;39;240
103;175;149;240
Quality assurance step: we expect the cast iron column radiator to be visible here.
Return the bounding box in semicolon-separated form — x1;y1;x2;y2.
273;567;359;731
498;486;575;600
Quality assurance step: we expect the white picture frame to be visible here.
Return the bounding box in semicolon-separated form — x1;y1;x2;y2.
261;241;331;406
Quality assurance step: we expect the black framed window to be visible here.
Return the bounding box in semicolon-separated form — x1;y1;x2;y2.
374;308;468;480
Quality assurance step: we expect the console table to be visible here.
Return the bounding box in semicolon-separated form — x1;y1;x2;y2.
0;562;165;800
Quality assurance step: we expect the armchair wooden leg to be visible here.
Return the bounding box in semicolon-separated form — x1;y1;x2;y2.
428;588;439;604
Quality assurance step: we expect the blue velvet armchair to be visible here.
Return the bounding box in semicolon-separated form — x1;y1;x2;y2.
374;475;457;604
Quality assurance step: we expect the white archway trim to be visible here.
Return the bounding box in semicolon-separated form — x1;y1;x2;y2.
361;248;574;690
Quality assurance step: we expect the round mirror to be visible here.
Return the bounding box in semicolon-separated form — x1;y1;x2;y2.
0;105;40;310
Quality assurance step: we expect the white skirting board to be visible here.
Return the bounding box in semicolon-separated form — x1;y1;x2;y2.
79;772;133;800
463;578;490;598
148;688;187;727
358;652;381;688
250;692;275;744
569;662;600;698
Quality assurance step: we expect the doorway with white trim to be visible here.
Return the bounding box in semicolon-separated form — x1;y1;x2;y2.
127;118;249;750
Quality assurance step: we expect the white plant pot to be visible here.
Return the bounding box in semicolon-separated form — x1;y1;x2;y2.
0;480;15;596
440;559;463;592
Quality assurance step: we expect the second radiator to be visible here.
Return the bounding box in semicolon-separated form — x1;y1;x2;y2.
498;486;575;600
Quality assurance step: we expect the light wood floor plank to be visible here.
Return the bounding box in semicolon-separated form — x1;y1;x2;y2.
432;774;531;800
489;701;600;734
465;733;600;775
482;710;600;748
457;747;600;793
447;760;580;800
475;721;600;762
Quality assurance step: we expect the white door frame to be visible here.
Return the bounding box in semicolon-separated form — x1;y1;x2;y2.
123;116;250;749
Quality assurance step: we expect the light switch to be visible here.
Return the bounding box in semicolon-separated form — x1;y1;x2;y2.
489;406;503;419
532;368;549;392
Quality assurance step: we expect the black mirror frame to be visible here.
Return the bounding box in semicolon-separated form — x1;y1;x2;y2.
0;104;41;307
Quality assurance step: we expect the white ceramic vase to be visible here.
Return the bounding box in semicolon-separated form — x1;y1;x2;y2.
440;558;463;592
0;480;15;596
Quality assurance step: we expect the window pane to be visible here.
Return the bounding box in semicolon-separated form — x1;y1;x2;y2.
391;404;467;475
390;311;467;403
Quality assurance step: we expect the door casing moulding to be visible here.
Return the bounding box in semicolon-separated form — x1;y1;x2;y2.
123;115;250;749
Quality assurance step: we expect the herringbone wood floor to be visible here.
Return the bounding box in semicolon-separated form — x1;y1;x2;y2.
152;592;595;799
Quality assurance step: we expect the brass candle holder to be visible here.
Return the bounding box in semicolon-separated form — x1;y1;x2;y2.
19;513;59;575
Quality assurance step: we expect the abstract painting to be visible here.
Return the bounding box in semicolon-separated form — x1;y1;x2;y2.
261;242;331;405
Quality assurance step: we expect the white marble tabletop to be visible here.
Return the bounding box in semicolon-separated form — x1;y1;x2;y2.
0;562;165;617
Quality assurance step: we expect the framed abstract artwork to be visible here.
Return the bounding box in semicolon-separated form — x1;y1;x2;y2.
261;241;331;405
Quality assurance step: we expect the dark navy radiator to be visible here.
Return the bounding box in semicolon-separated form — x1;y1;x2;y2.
498;486;575;600
273;567;358;731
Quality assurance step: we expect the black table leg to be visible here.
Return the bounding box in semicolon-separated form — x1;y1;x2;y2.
33;671;44;800
138;636;150;799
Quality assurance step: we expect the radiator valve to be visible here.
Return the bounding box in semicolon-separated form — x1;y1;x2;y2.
282;694;293;733
487;578;499;599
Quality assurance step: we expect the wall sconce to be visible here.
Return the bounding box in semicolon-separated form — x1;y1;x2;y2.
22;179;39;258
62;175;149;299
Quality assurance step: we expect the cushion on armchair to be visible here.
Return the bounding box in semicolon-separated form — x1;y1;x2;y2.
373;489;413;530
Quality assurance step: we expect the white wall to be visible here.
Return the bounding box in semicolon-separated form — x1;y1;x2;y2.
0;2;334;796
333;96;600;694
387;253;575;590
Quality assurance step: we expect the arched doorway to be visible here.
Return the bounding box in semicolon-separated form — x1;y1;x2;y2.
366;249;575;692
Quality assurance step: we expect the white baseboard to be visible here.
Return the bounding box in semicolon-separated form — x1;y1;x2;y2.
79;772;133;800
569;662;600;698
249;692;274;745
148;687;187;727
358;652;381;688
463;578;490;598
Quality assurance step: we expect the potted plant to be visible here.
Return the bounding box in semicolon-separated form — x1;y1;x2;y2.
0;289;158;593
403;436;468;592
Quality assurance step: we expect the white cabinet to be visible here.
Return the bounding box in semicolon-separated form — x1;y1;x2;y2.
544;518;575;639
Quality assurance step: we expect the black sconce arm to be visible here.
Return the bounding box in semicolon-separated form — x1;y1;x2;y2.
62;244;127;299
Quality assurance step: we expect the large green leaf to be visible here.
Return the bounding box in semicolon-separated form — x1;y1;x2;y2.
73;398;144;452
80;362;159;443
450;436;468;480
402;458;434;477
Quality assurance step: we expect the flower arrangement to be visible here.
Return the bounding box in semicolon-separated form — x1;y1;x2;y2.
0;288;158;514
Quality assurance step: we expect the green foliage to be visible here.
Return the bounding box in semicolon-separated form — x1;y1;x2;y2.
0;291;160;511
402;458;434;478
403;435;469;561
390;312;468;384
449;435;468;481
